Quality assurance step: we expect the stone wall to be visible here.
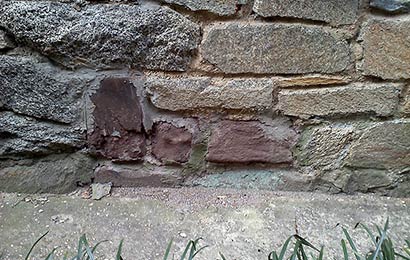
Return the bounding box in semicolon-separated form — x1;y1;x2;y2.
0;0;409;197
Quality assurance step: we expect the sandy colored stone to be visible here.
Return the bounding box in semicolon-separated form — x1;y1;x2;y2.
278;84;401;118
346;120;410;171
146;77;273;112
162;0;244;16
362;19;410;79
278;76;350;88
253;0;359;26
201;23;351;74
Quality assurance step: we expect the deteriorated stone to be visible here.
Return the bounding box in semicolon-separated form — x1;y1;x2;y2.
162;0;244;16
146;77;273;112
253;0;359;26
207;120;298;164
297;125;355;170
0;112;84;156
278;76;350;88
278;84;400;118
0;56;87;123
152;122;192;163
370;0;410;13
0;153;95;193
346;121;410;171
0;30;14;50
95;165;181;187
89;78;145;161
201;23;351;74
345;169;393;193
0;1;200;70
362;19;410;79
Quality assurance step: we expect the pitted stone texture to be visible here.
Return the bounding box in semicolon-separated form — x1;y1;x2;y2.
201;23;351;74
278;76;350;88
344;169;393;193
402;88;410;115
362;19;410;79
278;84;400;118
146;77;273;112
152;122;192;163
346;121;410;172
253;0;359;26
370;0;410;13
162;0;243;16
0;112;84;156
0;30;14;50
94;165;181;187
89;78;145;162
0;56;87;123
297;125;355;170
0;1;200;71
0;153;95;193
207;120;298;164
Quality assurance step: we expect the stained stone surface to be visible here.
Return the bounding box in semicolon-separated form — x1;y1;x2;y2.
207;120;298;164
0;112;84;156
0;153;95;193
0;30;15;50
346;121;410;172
146;77;273;112
151;122;193;163
253;0;359;26
162;0;244;16
278;84;401;118
362;19;410;79
370;0;410;13
88;78;145;161
201;23;351;74
0;56;88;124
0;1;201;70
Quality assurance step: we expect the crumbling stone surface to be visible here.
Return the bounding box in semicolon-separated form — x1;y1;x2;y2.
146;77;273;112
370;0;410;13
362;19;410;79
0;153;95;193
88;78;145;162
0;1;201;70
207;120;298;164
0;30;15;50
162;0;244;16
201;23;351;74
278;84;401;118
151;122;193;163
0;112;84;156
0;56;88;124
253;0;359;26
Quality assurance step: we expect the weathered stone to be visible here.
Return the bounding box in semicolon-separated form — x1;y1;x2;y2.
346;121;410;171
278;76;350;88
89;78;145;161
278;84;400;118
201;23;351;74
91;182;112;200
370;0;410;13
0;1;200;71
297;125;355;170
362;19;410;79
152;122;192;163
162;0;244;16
0;56;87;123
0;153;95;193
253;0;359;26
0;30;15;50
344;169;393;193
402;88;410;115
0;112;84;156
94;165;182;187
146;77;273;112
207;120;298;164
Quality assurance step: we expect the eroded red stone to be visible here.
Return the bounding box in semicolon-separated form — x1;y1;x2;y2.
206;120;297;164
89;78;145;161
151;122;192;163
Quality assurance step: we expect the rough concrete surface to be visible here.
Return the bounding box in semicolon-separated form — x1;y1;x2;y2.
1;188;409;260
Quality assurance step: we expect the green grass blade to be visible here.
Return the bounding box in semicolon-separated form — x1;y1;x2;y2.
80;235;95;260
343;227;362;260
279;236;293;260
318;246;324;260
360;224;377;246
294;235;319;252
219;252;227;260
180;241;192;260
341;239;349;260
163;239;173;260
24;231;49;260
115;239;124;260
192;245;209;258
